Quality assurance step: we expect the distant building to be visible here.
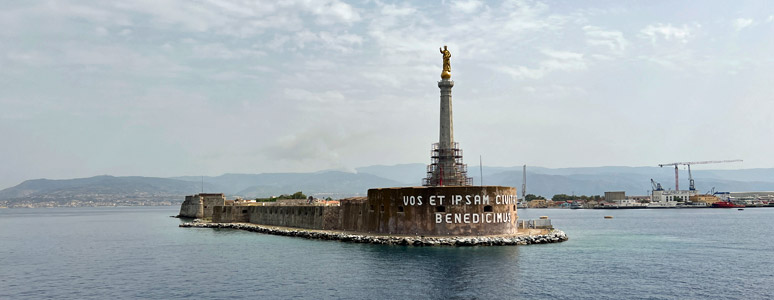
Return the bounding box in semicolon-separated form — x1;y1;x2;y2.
528;199;548;208
690;194;721;206
605;191;638;206
605;191;625;202
652;189;695;203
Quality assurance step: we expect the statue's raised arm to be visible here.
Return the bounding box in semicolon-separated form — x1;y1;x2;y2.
440;45;451;79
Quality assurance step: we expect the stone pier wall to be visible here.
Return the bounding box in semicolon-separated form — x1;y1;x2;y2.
212;205;346;230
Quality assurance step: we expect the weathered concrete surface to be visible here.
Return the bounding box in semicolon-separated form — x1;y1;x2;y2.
212;204;345;230
179;222;568;247
212;205;250;223
201;194;225;219
345;186;519;236
178;195;204;218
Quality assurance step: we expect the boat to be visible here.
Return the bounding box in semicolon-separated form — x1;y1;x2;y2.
711;201;745;208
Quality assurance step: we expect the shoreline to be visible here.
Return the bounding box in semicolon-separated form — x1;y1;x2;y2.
179;222;568;247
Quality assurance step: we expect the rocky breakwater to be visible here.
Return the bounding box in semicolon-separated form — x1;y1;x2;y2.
179;222;568;246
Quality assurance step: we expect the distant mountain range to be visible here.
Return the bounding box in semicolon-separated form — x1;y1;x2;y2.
3;164;774;207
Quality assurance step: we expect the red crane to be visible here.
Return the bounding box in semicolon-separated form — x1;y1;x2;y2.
658;160;743;191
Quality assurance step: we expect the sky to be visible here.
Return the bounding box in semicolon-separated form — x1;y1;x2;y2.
1;0;773;189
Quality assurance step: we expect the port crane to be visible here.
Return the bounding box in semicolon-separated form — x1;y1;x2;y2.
658;160;743;191
650;179;663;191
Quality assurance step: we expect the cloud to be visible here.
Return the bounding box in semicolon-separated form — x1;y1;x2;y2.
189;41;266;59
494;49;587;79
733;18;754;31
583;25;628;55
640;23;699;45
301;0;361;25
451;0;484;14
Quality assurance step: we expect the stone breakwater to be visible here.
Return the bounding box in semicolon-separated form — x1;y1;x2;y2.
179;222;568;246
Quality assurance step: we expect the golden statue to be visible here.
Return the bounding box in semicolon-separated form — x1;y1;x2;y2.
440;45;451;79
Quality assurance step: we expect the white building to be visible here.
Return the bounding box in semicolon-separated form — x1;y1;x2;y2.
651;189;697;203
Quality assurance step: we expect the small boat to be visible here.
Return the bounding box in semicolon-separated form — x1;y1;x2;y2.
712;201;745;208
738;208;744;211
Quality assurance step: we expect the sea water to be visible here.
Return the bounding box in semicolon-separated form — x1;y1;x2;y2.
1;207;772;299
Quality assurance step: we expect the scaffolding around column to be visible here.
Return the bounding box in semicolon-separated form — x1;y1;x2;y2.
422;142;473;186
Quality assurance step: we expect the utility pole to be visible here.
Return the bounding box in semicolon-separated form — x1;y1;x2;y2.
480;155;483;186
521;165;526;202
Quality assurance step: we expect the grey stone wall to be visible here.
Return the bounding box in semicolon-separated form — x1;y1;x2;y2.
351;186;519;236
247;206;327;229
178;195;203;218
202;194;225;219
212;205;250;223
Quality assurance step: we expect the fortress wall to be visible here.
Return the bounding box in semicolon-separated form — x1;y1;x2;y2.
200;186;520;237
212;205;250;223
178;195;203;218
322;206;342;230
202;195;225;219
338;198;368;232
247;206;326;229
357;186;519;236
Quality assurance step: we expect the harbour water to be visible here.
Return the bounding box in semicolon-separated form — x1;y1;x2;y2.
1;206;772;299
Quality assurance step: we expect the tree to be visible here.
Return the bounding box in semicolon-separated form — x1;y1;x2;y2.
525;194;545;201
552;194;573;202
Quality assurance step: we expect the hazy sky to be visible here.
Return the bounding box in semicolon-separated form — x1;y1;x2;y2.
1;1;772;189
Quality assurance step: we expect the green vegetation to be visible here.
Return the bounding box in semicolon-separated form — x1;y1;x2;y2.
255;191;307;202
525;194;545;201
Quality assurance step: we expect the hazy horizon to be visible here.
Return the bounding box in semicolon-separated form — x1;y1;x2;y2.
2;162;763;190
2;1;772;189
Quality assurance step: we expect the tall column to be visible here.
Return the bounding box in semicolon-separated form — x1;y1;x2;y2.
438;79;454;149
422;46;471;187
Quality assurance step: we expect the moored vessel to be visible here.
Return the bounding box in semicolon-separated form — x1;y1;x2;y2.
711;201;744;208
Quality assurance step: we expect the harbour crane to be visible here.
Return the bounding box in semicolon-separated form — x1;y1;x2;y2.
658;160;743;191
650;179;663;191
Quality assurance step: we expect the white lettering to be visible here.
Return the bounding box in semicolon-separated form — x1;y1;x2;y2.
454;214;462;223
445;214;452;224
473;213;480;223
486;213;492;223
464;214;470;223
496;213;503;223
436;213;442;224
429;195;436;206
483;195;490;205
438;195;445;205
465;195;471;205
417;196;422;205
496;195;501;204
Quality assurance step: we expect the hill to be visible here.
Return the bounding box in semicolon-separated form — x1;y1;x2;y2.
0;175;208;208
4;166;774;208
